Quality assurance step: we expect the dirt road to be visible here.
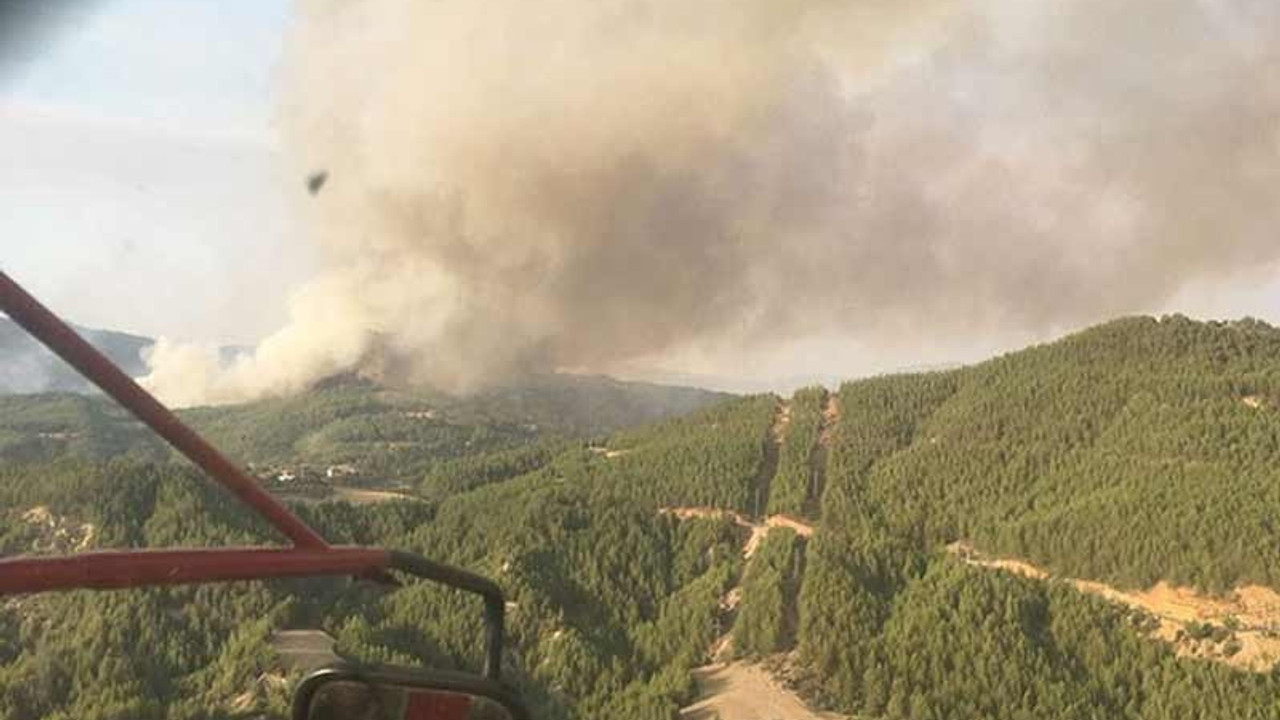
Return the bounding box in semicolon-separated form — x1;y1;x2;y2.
681;662;844;720
950;542;1280;671
660;507;814;559
331;487;419;505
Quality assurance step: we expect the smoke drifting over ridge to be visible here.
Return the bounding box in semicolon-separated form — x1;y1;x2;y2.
144;0;1280;406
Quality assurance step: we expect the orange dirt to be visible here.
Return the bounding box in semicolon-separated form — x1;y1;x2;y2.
767;515;815;537
660;506;750;523
659;507;814;559
742;524;772;560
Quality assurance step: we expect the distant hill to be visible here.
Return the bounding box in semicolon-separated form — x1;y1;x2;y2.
177;372;726;482
0;316;152;393
0;368;727;479
0;317;726;477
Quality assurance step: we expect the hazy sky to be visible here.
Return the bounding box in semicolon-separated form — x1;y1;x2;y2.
3;0;1279;392
1;0;309;346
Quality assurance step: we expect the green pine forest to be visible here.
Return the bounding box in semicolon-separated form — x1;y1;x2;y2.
4;315;1280;718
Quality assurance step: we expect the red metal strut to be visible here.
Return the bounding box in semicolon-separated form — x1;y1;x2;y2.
0;272;516;681
0;547;389;595
0;271;329;550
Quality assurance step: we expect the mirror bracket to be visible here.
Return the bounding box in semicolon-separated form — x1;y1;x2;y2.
387;551;506;680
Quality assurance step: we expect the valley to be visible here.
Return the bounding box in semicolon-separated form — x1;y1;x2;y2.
667;390;828;720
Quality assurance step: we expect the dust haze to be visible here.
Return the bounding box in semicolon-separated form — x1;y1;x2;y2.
143;0;1280;406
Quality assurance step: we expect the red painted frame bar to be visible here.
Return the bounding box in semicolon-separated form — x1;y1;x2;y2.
0;272;513;679
0;271;329;549
0;547;391;595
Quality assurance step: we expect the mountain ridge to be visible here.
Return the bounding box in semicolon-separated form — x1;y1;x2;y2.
0;316;152;394
5;313;1280;719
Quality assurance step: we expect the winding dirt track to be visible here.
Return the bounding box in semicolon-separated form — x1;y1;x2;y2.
659;507;813;559
664;508;825;719
950;542;1280;672
673;393;837;720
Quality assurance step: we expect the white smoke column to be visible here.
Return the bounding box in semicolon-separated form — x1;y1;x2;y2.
143;0;1280;406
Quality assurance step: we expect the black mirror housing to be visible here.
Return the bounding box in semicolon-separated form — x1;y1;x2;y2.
295;664;529;720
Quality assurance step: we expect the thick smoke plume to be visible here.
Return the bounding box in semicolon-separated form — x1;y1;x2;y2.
145;0;1280;406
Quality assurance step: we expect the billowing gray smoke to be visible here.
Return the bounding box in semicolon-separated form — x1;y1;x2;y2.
143;0;1280;406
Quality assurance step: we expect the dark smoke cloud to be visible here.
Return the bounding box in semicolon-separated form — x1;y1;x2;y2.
144;0;1280;405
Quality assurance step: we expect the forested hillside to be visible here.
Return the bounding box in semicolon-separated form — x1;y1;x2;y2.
5;315;1280;719
824;315;1280;591
799;315;1280;718
0;373;724;483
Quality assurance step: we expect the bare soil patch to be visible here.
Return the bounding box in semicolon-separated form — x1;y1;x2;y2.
271;630;339;672
767;515;815;538
659;507;814;559
331;487;420;505
20;506;96;553
681;662;843;720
